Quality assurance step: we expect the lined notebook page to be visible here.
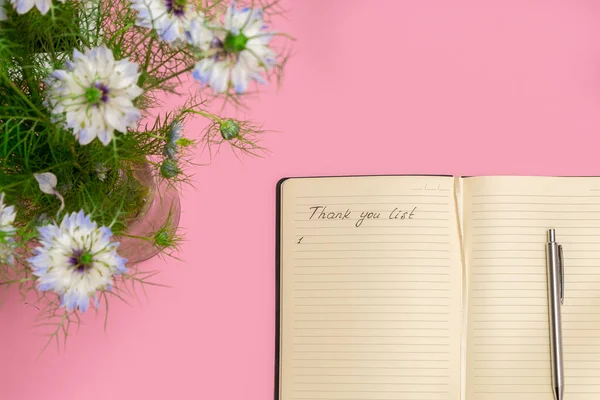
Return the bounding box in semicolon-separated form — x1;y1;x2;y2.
463;176;600;400
278;176;462;400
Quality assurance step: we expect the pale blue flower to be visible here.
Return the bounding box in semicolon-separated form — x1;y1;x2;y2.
130;0;212;48
9;0;64;15
0;0;7;20
28;211;127;312
0;193;16;265
192;2;276;94
45;46;143;146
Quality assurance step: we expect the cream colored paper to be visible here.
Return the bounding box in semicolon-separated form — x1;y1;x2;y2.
278;176;462;400
463;176;600;400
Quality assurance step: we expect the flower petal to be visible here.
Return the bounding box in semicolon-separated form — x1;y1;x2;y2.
33;172;57;195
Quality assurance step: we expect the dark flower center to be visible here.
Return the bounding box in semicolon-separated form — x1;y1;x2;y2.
165;0;186;16
85;82;110;106
209;36;246;63
210;37;224;49
69;249;94;273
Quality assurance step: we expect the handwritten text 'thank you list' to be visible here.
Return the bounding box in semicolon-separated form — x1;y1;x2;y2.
308;206;417;228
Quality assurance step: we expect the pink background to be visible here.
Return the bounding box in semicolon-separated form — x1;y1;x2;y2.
2;0;600;399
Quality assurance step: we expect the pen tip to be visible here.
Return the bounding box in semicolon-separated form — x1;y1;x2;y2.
554;386;564;400
548;229;556;242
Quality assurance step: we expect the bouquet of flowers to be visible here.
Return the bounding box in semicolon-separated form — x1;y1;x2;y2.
0;0;290;352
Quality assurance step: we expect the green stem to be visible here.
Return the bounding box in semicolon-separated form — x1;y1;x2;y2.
0;161;71;191
138;36;156;88
0;278;33;286
0;116;47;123
20;53;44;106
248;32;295;41
183;109;222;122
146;49;194;75
146;64;195;90
69;144;82;169
240;0;256;32
123;27;150;57
93;1;103;45
6;79;47;121
143;132;168;140
118;233;152;241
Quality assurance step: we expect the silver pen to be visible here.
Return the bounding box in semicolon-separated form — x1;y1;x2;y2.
546;229;565;400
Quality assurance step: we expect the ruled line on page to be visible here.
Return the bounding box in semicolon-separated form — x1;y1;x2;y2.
293;248;452;252
296;194;451;199
293;373;450;377
473;217;600;221
294;217;451;222
471;194;600;198
294;225;451;229
299;241;450;244
295;201;450;206
295;210;450;214
472;201;600;205
472;209;600;213
297;233;452;237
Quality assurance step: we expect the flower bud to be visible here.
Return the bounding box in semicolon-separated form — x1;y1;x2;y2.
160;159;180;179
219;119;240;140
154;230;172;247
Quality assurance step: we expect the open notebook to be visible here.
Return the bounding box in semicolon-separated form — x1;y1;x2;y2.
275;175;600;400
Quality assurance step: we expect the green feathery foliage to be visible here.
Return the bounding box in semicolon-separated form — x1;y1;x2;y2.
0;0;292;353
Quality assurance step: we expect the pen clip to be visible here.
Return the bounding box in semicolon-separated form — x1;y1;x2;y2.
558;244;564;304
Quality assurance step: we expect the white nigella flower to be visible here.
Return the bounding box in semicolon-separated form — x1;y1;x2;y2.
45;45;143;146
10;0;65;15
192;2;277;94
0;0;7;20
130;0;212;48
0;193;17;265
28;211;127;312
